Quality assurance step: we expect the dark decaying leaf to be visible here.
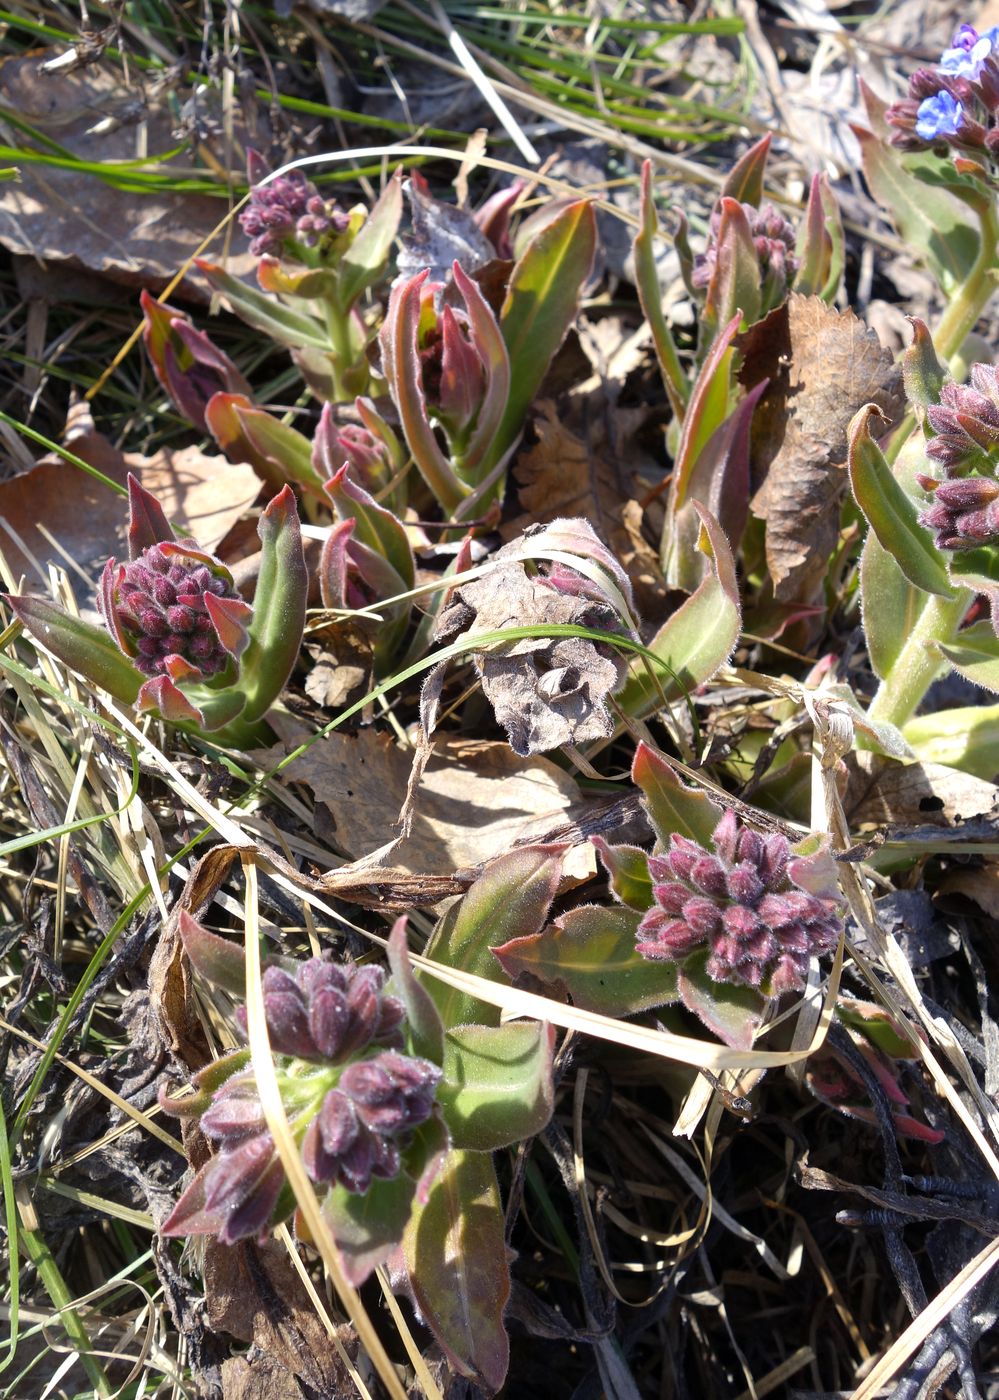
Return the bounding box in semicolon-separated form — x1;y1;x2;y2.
743;293;904;603
396;174;495;285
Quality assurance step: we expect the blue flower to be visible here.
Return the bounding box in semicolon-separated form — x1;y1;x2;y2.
915;91;965;140
940;25;999;78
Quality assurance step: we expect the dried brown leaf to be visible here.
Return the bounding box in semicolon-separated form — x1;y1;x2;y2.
260;727;583;873
0;403;260;584
208;1241;355;1395
747;294;904;602
0;53;257;294
845;751;999;829
505;399;667;619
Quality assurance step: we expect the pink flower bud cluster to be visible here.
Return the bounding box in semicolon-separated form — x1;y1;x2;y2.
636;811;842;994
237;958;406;1061
101;544;243;679
917;363;999;550
693;201;798;306
240;154;350;259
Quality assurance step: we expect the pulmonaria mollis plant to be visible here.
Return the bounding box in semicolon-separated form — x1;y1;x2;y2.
494;742;844;1049
162;847;565;1392
140;291;251;435
162;916;443;1248
7;476;306;744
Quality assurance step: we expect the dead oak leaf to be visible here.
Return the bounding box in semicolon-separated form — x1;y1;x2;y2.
845;751;999;829
746;294;904;603
504;399;667;620
0;403;260;585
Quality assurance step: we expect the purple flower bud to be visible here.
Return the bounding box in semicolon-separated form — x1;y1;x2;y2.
240;152;349;261
634;811;843;993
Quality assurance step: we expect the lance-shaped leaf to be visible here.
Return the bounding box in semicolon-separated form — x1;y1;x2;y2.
136;674;205;726
195;258;332;350
903;701;999;777
631;740;722;847
205;394;324;496
853;85;980;296
127;473;175;558
423;845;566;1028
794;173;844;302
337;167;405;309
848;404;955;598
493;200;597;464
621;505;741;720
590;835;654;909
323;464;414;589
493;904;679;1019
721;132;770;206
449;261;511;482
901;317;947;416
5;595;143;703
179;910;246;996
633;161;688;420
387;918;445;1065
662;311;741;588
239;485;308;722
404;1149;510;1394
859;531;925;681
380;270;465;513
934;623;999;694
677;949;767;1050
437;1022;554;1151
323;1172;419;1288
140;290;251;434
703;198;762;337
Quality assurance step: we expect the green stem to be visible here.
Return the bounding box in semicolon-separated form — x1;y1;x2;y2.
866;587;972;731
323;295;363;401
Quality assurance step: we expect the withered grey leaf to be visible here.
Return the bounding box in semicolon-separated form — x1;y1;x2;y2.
747;294;905;603
434;521;637;756
396;176;494;285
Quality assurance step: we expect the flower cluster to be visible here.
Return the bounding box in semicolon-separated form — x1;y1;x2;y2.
886;24;999;153
917;362;999;550
240;151;350;260
693;200;798;311
635;810;842;993
100;542;249;680
161;948;442;1246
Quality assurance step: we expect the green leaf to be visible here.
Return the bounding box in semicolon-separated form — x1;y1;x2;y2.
337;168;404;308
404;1149;510;1394
903;701;999;778
794;172;844;302
621;504;741;718
178;911;245;996
676;949;767;1049
720;132;770;206
935;624;999;694
847;404;954;599
194;258;332;350
947;546;999;592
387;918;445;1065
859;530;926;680
702;198;762;336
633;161;688;419
240;486;308;723
492;904;678;1019
631;740;722;847
591;836;654;909
423;845;565;1028
204;395;323;497
323;1171;416;1287
494;200;597;462
438;1022;554;1151
853;111;980;295
6;595;142;704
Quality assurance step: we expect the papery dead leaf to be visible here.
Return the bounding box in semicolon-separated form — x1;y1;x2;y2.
396;174;495;285
0;403;260;585
937;865;999;919
846;751;999;829
745;294;904;602
258;727;584;874
0;53;258;293
504;399;667;620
